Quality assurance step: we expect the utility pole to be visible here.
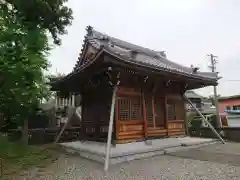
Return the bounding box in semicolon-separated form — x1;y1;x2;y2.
207;54;221;128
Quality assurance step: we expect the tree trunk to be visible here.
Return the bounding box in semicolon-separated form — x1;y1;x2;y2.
21;119;28;145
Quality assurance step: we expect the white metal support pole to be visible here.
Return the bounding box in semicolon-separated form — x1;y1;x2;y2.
184;95;225;144
68;93;71;107
72;95;75;107
104;80;119;172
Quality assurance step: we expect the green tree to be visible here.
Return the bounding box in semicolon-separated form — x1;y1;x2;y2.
0;0;73;144
3;0;73;45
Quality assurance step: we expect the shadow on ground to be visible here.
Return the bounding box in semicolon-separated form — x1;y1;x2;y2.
168;142;240;166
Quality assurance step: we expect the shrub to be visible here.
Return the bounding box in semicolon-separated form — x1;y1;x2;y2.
191;119;202;130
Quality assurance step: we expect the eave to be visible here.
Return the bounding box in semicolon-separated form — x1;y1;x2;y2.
103;49;218;87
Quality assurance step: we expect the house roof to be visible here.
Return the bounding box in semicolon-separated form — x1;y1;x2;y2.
218;95;240;101
184;91;204;99
72;26;219;81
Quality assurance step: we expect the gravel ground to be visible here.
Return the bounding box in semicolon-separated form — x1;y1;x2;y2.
169;143;240;167
18;142;240;180
19;154;240;180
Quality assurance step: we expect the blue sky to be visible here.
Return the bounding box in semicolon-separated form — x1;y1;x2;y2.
49;0;240;97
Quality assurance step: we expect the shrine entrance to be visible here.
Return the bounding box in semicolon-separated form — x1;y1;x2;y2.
115;87;170;143
145;95;167;138
115;87;144;143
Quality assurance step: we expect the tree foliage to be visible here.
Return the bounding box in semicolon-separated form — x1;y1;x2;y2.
4;0;73;45
0;0;73;131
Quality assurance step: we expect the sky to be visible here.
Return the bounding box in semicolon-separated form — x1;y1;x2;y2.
49;0;240;97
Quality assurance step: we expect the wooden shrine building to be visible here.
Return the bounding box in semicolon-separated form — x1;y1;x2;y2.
51;26;219;144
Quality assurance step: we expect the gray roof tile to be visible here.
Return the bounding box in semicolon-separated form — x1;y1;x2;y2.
78;26;219;81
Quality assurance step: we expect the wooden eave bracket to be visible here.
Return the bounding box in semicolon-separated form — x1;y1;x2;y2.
144;76;148;83
165;80;171;87
105;67;121;86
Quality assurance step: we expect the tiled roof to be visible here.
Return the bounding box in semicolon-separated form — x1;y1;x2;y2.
73;26;219;81
218;95;240;101
185;91;204;99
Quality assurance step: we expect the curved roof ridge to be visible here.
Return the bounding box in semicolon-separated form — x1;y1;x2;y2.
88;28;197;72
83;26;218;80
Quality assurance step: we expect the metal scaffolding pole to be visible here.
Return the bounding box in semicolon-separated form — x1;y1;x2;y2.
104;82;119;171
184;95;225;144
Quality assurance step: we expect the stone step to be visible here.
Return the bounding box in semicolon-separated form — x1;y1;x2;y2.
60;138;219;165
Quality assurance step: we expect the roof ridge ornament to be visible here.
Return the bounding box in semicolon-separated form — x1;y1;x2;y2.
130;50;138;59
86;25;93;36
190;65;199;73
108;40;114;47
157;51;167;58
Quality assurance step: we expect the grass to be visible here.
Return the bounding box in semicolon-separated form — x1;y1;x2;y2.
0;135;60;179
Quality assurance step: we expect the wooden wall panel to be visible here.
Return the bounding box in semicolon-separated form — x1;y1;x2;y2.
115;86;187;142
145;95;154;127
166;93;186;137
117;86;141;96
155;97;165;127
115;85;144;142
117;121;144;142
147;127;167;137
175;101;185;120
168;121;185;136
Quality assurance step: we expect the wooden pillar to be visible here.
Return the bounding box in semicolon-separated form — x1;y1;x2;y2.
68;93;71;106
115;96;119;142
181;96;188;136
112;103;117;146
142;89;148;137
152;96;156;128
63;98;65;107
165;96;169;136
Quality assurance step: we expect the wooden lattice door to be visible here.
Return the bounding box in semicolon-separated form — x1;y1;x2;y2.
115;96;144;142
117;97;143;121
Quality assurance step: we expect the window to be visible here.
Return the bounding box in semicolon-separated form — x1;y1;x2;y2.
186;103;198;110
118;97;143;121
167;101;176;120
232;105;240;110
